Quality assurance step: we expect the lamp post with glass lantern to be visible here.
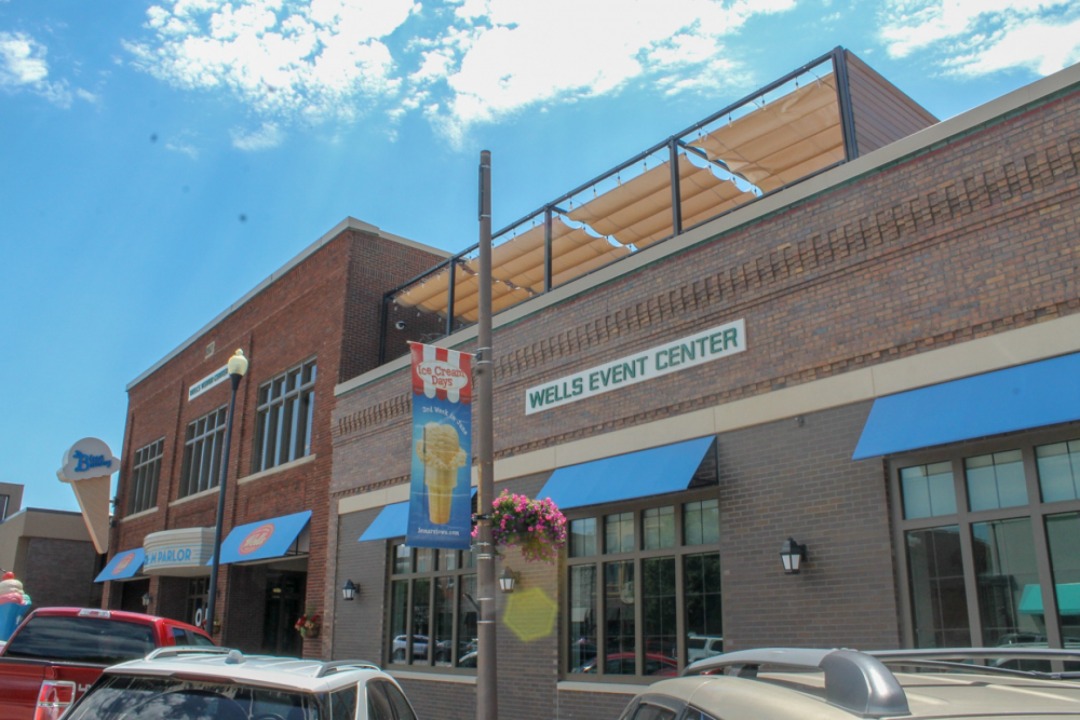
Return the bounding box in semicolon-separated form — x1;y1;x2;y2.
205;349;248;635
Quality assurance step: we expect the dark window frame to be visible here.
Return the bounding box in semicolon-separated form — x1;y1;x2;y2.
128;438;164;514
253;358;317;473
891;425;1080;651
179;407;227;498
565;489;722;680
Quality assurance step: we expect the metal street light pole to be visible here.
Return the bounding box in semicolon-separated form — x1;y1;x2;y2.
475;150;497;720
205;348;248;636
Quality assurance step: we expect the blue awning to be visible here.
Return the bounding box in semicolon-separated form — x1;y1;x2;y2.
359;488;478;543
94;548;146;583
215;510;311;565
538;436;715;510
358;501;409;542
853;352;1080;460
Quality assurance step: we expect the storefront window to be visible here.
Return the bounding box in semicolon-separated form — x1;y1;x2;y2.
684;552;722;658
569;565;597;671
972;517;1039;646
898;434;1080;652
643;557;676;662
570;518;597;557
906;526;970;647
604;560;636;673
1045;513;1080;642
683;500;719;545
387;544;475;669
901;462;956;519
1037;440;1080;502
606;512;635;553
567;497;721;677
965;450;1026;511
643;507;675;550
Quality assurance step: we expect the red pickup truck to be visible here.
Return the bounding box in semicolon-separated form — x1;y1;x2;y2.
0;607;214;720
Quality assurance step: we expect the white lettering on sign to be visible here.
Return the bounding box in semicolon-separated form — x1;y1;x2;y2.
524;319;746;415
188;365;229;402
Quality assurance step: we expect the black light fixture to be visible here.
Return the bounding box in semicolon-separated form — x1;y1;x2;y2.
780;537;808;574
205;349;249;635
141;591;151;608
498;567;518;594
342;579;358;601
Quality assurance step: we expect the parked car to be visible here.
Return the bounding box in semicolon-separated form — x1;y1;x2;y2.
0;607;213;720
390;634;451;662
62;646;418;720
685;635;723;662
574;651;678;676
617;647;1080;720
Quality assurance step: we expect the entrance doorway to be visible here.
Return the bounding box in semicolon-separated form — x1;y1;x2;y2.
263;570;305;656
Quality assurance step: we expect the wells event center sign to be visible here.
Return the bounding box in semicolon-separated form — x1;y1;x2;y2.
525;319;746;414
407;342;474;550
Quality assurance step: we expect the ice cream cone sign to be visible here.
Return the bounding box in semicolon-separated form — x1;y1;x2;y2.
408;343;474;550
57;437;120;554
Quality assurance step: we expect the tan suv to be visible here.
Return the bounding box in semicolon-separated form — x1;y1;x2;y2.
617;647;1080;720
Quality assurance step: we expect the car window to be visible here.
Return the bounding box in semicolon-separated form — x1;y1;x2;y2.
171;627;216;646
626;703;678;720
4;616;155;663
330;686;358;720
65;675;315;720
379;680;417;720
366;679;396;720
681;708;719;720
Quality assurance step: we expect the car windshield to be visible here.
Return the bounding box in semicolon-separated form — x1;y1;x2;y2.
66;675;321;720
3;616;156;664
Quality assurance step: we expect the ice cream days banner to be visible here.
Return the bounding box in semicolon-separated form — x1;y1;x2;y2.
407;342;474;550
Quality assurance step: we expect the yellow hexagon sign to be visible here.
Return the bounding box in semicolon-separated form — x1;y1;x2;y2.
503;587;558;642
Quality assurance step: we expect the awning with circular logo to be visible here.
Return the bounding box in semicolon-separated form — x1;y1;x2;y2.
94;547;146;583
213;510;311;565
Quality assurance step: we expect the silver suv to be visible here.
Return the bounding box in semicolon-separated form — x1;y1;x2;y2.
61;647;417;720
618;647;1080;720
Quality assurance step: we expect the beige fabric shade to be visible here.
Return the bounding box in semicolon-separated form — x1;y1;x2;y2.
394;72;844;321
689;75;843;192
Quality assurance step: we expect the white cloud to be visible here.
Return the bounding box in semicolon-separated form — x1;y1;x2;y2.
124;0;417;122
410;0;796;143
0;30;74;106
879;1;1080;77
231;121;284;150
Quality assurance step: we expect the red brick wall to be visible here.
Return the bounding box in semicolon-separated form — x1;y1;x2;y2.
110;225;442;651
331;75;1080;718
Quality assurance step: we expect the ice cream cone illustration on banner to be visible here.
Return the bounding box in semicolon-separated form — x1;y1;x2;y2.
407;342;474;550
416;421;467;524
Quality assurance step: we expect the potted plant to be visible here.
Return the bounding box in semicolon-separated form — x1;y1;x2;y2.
295;612;321;638
475;491;568;563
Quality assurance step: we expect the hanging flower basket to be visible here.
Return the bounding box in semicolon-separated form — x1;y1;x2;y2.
295;612;321;638
474;491;568;563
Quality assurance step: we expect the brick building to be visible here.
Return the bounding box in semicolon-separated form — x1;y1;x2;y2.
98;218;445;655
327;49;1080;720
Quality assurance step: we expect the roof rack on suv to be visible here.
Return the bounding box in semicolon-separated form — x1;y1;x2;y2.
144;646;235;661
685;648;909;719
868;647;1080;679
316;660;381;677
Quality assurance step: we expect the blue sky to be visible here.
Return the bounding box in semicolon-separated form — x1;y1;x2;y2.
2;0;1079;514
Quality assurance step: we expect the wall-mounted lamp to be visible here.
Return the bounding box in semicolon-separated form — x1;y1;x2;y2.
141;592;152;608
498;567;518;594
342;579;359;601
780;537;808;574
